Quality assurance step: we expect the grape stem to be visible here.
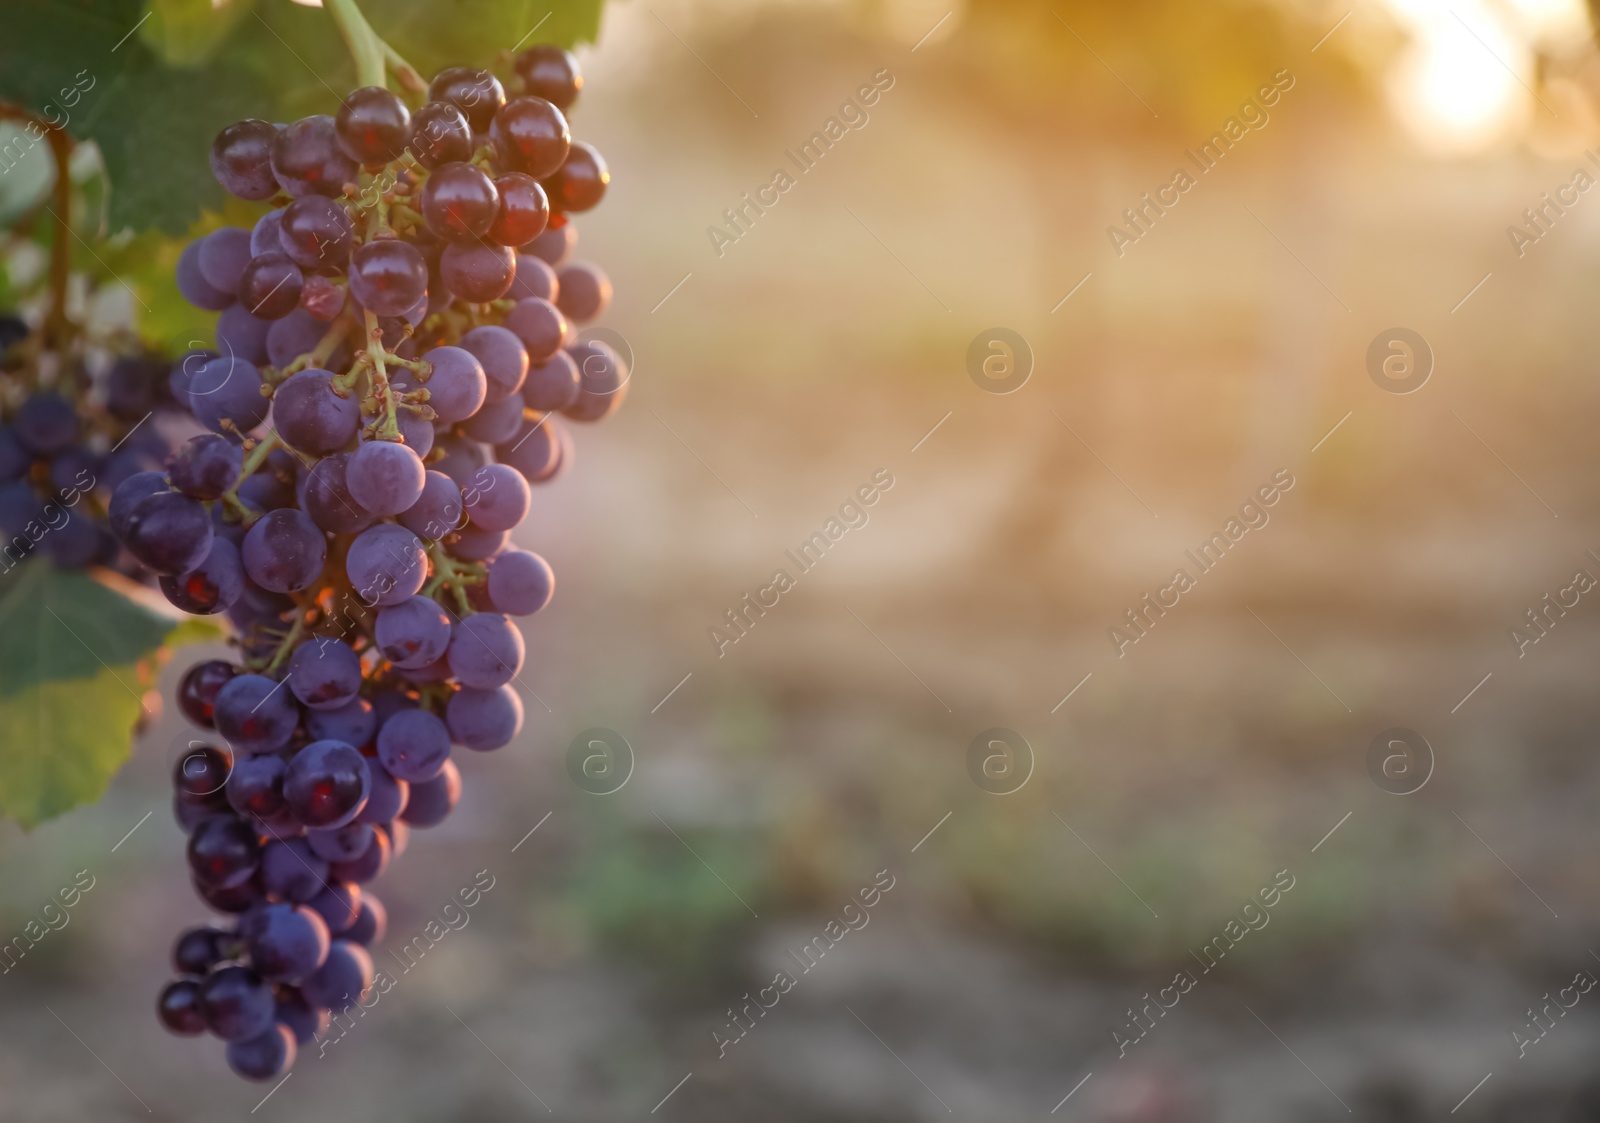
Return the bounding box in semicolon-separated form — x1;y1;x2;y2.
218;430;283;521
260;612;309;676
323;0;425;94
360;308;402;440
275;317;355;382
423;540;485;616
0;101;76;359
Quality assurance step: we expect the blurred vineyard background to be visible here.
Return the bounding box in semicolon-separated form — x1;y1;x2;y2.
8;0;1600;1119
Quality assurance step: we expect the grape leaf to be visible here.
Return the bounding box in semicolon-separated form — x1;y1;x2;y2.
0;0;609;234
0;562;220;828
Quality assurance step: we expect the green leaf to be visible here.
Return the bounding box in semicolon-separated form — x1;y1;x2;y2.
0;562;220;828
143;0;257;67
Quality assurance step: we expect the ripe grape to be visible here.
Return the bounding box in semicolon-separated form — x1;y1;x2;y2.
178;660;237;728
200;965;277;1041
299;939;373;1013
428;67;505;131
161;537;245;614
279;195;353;270
299;451;378;536
462;463;531;532
556;262;611;322
504;296;567;363
214;673;300;755
461;394;527;445
508;253;558;302
225;754;286;819
271;115;358;197
344;895;387;946
246;903;331;983
375;593;453;670
347;439;426;515
285;638;362;710
306;696;377;749
521;351;580;412
396;408;435;457
400;759;460;827
158;979;208;1035
237;252;305;320
421;162;500;242
211;120;280;200
459;325;529;404
349;239;427;317
177;240;235;311
284;740;371;829
376;708;451;782
199;228;254;295
544;141;609;213
514;46;582;109
169;435;242;501
407;100;473;169
565;340;629;421
242;508;327;593
227;1025;296;1081
525;221;576;266
447;612;524;688
439;242;516;303
356;761;409;825
191;356;271;434
188;815;261;889
336;86;411;165
250;209;284;257
448;525;509;561
175;744;232;799
260;839;328;904
490;96;571;179
173;926;232;976
485;550;554;616
446;685;524;751
347;522;428;606
489;173;550;247
308;881;361;934
215;304;272;365
273;368;360;455
124;490;214;575
497;415;562;482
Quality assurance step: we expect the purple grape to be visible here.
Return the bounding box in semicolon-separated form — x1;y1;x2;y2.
168;435;241;501
190;356;270;434
347;523;429;607
397;470;462;541
274;988;328;1045
347;439;426;515
349;239;427;317
227;1025;296;1081
273;368;359;454
489;173;550;247
211;120;280;200
508;253;558;302
225;754;286;819
504;297;567;363
565;341;629;421
158;979;207;1035
300;939;373;1013
298;451;377;535
490;95;570;178
214;673;300;755
328;825;390;882
43;514;100;569
556;262;611;322
486;550;554;616
286;638;362;710
429;66;505;131
344;895;386;946
279;195;353;270
384;819;409;858
421;161;500;242
160;537;245;614
404;345;486;424
200;965;277;1041
242;508;326;593
250;209;284;257
374;593;453;670
461;394;526;445
178;660;237;729
188;815;260;889
215;303;272;365
15;392;78;454
407;100;473;169
439;242;516;303
199;228;254;294
461;463;531;532
308;881;361;934
376;708;451;782
306;696;376;748
447;525;509;561
193;871;264;913
271;115;358;197
521;350;580;412
247;903;330;983
396;408;435;457
525;222;576;266
495;415;562;482
306;821;373;863
356;760;408;825
267;308;332;369
237;252;305;321
515;46;582;109
123;490;214;575
336;86;411;165
0;426;28;480
401;759;460;827
545;142;609;213
459;325;528;404
448;613;524;688
447;685;524;751
284;740;370;829
173;926;233;975
431;433;489;486
177;240;235;311
261;838;329;903
174;744;232;799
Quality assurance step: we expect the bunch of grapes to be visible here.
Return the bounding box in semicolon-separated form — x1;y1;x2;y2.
132;46;624;1081
0;312;180;572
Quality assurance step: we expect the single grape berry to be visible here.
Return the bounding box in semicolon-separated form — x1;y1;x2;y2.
489;173;550;247
160;537;245;614
490;96;571;179
521;350;580;412
447;613;525;688
407;100;473;169
236;253;305;321
347;439;427;516
504;297;568;363
123;490;214;575
508;253;558;302
460;394;526;445
16;392;79;455
285;638;362;711
214;673;300;755
308;881;361;934
278;195;353;270
544;141;609;213
190;355;271;434
349;239;428;318
199;965;277;1042
336;86;411;165
514;45;582;109
169;435;244;501
227;1024;296;1082
447;684;524;751
462;463;532;532
173;926;232;976
486;549;555;616
211;120;280;201
177;240;235;312
396;470;463;541
307;697;378;750
225;754;286;819
346;523;428;606
401;759;461;827
273;369;360;455
284;740;371;830
376;709;451;782
178;660;237;728
261;839;329;904
198;228;254;295
241;508;327;593
271;115;358;197
158;979;208;1036
428;66;506;132
556;262;612;322
524;221;576;266
460;325;529;404
246;903;331;983
421;162;500;243
174;744;232;799
187;815;260;890
345;894;387;945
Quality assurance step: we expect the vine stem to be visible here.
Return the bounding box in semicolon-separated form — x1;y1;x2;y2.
323;0;426;93
219;431;283;519
0;101;75;358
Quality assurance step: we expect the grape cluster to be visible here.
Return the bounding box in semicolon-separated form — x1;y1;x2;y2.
0;311;179;572
137;45;623;1081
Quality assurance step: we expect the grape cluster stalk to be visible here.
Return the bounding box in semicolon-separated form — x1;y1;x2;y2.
131;45;624;1081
